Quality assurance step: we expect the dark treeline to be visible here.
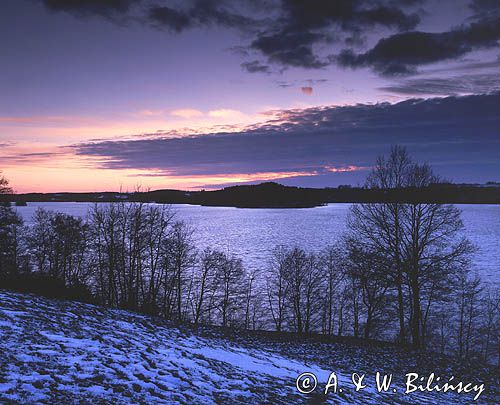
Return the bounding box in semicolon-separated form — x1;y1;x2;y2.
2;181;500;208
0;148;498;364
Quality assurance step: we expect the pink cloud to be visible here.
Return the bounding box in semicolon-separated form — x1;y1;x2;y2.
170;109;204;119
324;165;369;173
301;86;313;95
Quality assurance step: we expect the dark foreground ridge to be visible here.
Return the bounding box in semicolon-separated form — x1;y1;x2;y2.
0;290;498;404
2;182;500;208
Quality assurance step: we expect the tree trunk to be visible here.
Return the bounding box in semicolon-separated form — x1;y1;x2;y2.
410;273;421;348
396;270;406;343
364;309;372;339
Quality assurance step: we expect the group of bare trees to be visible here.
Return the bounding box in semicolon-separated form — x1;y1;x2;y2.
0;150;498;364
266;245;346;336
264;241;498;363
21;202;251;327
27;209;89;288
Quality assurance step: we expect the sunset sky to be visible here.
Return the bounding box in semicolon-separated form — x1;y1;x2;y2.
1;0;499;193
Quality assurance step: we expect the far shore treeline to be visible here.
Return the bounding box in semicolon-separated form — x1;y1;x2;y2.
1;181;500;208
0;147;498;365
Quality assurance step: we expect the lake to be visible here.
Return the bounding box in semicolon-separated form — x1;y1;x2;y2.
14;202;499;285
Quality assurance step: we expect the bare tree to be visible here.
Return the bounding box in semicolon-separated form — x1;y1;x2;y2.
142;205;175;314
89;203;121;306
346;241;391;339
244;268;258;330
401;163;473;348
281;247;322;334
163;221;197;321
284;247;307;333
349;146;411;342
28;210;89;287
318;245;345;335
302;253;322;333
348;146;473;348
455;271;483;359
216;253;245;327
266;246;289;332
191;247;222;324
478;289;499;364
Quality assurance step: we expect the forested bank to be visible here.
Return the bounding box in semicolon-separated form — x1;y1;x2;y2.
2;181;500;208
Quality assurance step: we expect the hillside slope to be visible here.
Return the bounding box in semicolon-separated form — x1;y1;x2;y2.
0;291;496;404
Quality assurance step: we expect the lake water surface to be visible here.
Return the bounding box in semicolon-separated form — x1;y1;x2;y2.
15;202;499;285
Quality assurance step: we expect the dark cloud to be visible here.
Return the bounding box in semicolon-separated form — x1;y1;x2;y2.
147;0;260;33
43;0;133;19
44;0;259;31
356;5;420;30
250;30;329;68
424;58;500;73
71;93;500;184
386;0;426;5
277;78;328;88
337;16;500;75
188;0;256;30
241;60;271;73
305;78;328;85
248;0;421;69
379;73;500;95
469;0;500;15
344;32;366;47
148;6;190;32
39;0;500;78
41;0;425;73
276;0;420;32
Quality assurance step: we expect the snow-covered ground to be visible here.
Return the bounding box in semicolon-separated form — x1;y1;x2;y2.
0;291;496;404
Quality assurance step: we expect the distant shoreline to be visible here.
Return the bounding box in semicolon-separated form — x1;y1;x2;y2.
2;181;500;208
